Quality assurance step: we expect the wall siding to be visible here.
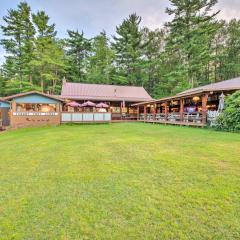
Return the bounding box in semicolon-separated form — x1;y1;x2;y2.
0;101;10;108
13;94;61;104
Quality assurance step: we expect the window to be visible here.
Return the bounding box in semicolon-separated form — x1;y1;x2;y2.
16;103;57;112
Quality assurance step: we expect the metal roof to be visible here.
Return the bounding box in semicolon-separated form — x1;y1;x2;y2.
132;77;240;106
177;77;240;97
4;91;64;102
61;82;153;102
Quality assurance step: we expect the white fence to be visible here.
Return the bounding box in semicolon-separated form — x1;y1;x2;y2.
61;112;112;123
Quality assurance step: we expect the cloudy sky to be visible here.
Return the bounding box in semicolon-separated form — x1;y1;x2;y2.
0;0;239;63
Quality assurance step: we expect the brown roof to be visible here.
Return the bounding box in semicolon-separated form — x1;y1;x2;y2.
132;77;240;106
4;91;64;102
0;98;9;103
61;82;153;102
177;77;240;97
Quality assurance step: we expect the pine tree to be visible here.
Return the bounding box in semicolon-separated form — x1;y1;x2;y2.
65;30;91;82
87;31;115;84
165;0;220;89
112;13;147;86
1;1;35;90
31;11;65;93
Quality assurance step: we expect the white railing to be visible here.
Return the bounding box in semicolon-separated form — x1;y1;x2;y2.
61;112;112;122
139;112;205;124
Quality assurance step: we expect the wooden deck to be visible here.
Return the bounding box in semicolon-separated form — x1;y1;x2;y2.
138;120;205;127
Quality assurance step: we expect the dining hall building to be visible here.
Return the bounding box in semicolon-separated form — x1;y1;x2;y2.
0;81;152;128
1;77;240;129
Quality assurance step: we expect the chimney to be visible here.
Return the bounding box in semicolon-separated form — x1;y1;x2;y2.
114;88;117;96
63;77;67;85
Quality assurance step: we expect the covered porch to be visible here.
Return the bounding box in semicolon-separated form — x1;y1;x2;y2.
134;91;225;127
62;100;139;122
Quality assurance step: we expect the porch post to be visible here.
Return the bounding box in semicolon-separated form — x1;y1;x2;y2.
164;101;168;121
202;94;208;124
144;105;147;121
137;106;139;120
180;98;184;122
12;101;17;112
153;103;156;121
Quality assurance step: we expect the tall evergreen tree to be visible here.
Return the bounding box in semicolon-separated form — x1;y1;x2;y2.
65;30;91;82
112;13;147;86
165;0;220;90
1;1;35;90
87;31;115;84
31;11;65;93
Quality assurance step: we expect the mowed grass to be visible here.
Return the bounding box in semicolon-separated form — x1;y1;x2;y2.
0;123;240;239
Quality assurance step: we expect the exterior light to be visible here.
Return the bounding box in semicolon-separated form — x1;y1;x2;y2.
192;96;200;102
41;105;51;112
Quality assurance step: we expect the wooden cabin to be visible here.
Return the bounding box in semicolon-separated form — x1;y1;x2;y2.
133;78;240;126
4;91;64;128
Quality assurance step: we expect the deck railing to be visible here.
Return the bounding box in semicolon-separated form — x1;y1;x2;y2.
139;112;205;124
61;112;112;122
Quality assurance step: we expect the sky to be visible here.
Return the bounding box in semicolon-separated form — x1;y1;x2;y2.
0;0;240;63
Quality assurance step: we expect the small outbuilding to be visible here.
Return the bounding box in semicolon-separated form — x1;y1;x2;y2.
4;91;64;128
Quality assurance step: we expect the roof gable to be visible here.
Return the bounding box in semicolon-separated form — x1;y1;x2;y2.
61;82;153;102
4;91;64;103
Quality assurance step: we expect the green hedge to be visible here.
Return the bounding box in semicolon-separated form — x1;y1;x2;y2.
215;90;240;132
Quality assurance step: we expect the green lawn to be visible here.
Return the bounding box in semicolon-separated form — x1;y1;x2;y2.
0;123;240;239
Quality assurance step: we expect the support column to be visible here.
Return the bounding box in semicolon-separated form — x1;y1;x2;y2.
153;104;156;121
180;98;184;122
164;102;168;121
137;106;139;120
202;94;208;124
144;105;147;121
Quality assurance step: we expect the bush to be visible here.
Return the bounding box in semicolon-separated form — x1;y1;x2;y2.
215;90;240;132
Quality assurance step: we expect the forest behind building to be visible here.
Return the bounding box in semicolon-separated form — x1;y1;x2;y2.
1;0;240;98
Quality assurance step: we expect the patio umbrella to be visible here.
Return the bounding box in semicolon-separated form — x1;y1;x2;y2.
96;102;109;108
81;101;96;107
218;93;225;112
66;101;81;107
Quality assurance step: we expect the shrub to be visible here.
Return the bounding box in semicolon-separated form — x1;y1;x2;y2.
215;90;240;132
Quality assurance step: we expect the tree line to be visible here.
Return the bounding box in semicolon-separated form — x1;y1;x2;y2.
1;0;240;98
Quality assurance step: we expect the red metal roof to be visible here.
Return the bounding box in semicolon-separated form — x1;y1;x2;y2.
61;82;153;102
177;77;240;96
4;91;64;102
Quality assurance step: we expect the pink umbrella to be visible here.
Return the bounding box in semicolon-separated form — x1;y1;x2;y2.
81;101;96;107
96;102;109;108
66;101;81;107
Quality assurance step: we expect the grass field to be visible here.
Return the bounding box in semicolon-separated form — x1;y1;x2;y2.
0;123;240;239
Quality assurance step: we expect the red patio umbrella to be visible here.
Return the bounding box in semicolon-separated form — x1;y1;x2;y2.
66;101;81;107
96;102;109;108
81;101;96;107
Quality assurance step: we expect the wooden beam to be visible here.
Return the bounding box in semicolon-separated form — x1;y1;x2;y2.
180;98;184;121
202;94;208;124
144;105;147;121
164;102;168;120
153;104;156;120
